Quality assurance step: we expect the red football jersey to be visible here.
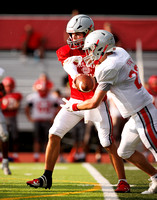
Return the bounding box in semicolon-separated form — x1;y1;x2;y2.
1;92;23;117
56;45;101;101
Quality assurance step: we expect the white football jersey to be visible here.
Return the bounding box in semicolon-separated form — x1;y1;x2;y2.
26;92;57;120
95;47;153;118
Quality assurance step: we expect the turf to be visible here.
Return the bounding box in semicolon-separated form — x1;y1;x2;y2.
0;163;103;200
0;162;157;200
93;163;157;200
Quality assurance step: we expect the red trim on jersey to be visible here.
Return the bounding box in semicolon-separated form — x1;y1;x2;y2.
139;107;157;149
104;100;114;144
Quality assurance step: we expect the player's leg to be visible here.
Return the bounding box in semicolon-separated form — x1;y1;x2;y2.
45;134;61;172
133;104;157;194
94;101;130;192
0;112;11;175
27;107;83;189
119;123;156;176
136;104;157;161
117;113;157;194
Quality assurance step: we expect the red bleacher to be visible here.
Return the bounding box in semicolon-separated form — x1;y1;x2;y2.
0;15;157;51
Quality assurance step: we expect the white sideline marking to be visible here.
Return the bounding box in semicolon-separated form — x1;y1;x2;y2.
82;163;119;200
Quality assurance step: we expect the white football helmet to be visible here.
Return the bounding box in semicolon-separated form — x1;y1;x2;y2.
83;30;116;67
66;14;94;49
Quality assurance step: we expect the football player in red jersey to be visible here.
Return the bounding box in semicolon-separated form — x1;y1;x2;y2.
26;14;130;192
1;77;23;161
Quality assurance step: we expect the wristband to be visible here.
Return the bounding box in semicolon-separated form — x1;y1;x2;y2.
72;103;79;111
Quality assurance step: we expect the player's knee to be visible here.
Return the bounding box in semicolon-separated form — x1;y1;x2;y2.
117;147;134;159
0;123;9;142
49;133;61;140
0;132;9;142
49;124;66;139
99;139;111;148
49;130;63;140
48;134;61;146
98;128;113;148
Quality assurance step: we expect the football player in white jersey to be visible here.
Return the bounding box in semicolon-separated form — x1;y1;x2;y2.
61;30;157;194
26;15;130;192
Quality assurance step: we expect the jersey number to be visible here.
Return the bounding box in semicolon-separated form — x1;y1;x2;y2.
129;65;142;89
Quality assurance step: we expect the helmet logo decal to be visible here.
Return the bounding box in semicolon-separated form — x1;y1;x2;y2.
98;47;103;51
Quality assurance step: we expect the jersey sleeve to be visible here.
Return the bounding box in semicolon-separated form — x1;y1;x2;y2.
56;45;71;65
96;68;118;91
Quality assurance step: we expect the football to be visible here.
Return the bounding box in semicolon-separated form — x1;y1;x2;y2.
74;74;95;93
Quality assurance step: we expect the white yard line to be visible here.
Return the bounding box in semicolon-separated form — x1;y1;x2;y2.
82;163;119;200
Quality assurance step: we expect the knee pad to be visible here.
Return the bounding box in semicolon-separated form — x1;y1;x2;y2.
1;134;9;142
117;146;135;160
98;129;113;148
99;138;112;148
0;123;9;142
49;125;65;139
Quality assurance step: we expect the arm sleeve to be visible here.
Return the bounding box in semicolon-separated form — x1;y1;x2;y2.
63;56;82;79
96;68;118;91
63;62;78;79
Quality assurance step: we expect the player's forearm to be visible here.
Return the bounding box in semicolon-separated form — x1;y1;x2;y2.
77;89;106;110
77;99;99;110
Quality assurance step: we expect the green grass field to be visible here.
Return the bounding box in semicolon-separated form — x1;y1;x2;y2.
0;162;156;200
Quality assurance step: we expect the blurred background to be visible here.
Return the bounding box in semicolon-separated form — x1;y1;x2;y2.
0;2;156;162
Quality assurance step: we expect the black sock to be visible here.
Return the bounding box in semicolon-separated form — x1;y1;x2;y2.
43;170;52;178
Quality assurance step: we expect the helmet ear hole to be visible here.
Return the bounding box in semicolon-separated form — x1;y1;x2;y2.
101;52;104;56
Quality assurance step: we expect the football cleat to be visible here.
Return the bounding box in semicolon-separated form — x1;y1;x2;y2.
141;176;157;194
115;180;130;193
26;175;52;189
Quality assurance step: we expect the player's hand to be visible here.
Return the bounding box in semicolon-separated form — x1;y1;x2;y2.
72;74;81;89
60;98;73;112
63;56;82;65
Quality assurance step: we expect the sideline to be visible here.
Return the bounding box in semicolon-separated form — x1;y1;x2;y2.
82;163;119;200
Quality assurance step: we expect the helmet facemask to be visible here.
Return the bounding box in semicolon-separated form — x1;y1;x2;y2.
67;33;85;50
83;40;109;67
83;46;98;67
83;30;116;67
